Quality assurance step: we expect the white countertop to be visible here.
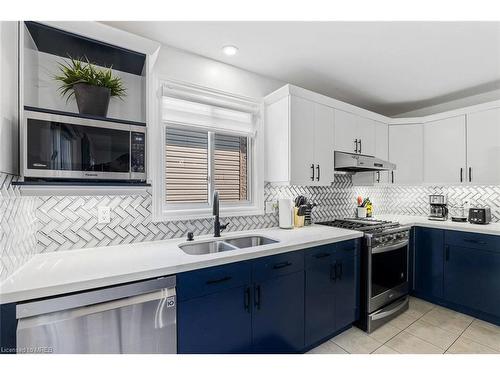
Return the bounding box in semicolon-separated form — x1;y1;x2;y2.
0;225;363;304
375;214;500;235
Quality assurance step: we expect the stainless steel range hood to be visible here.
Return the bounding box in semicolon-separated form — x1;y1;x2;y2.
334;151;396;172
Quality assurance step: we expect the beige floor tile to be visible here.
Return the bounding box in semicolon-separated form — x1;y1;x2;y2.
368;323;402;344
446;337;499;354
372;345;399;354
405;319;460;350
307;340;348;354
386;331;443;354
420;306;473;334
461;320;500;351
409;297;436;315
331;327;382;354
388;309;423;330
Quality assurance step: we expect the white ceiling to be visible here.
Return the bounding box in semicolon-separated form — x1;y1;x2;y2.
105;21;500;116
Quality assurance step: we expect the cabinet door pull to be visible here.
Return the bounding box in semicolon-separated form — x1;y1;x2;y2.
377;171;380;183
330;264;336;281
254;285;261;310
354;139;358;153
460;168;463;182
314;252;331;259
463;239;487;245
316;164;320;181
359;139;362;154
469;167;472;182
244;287;251;312
206;276;232;285
273;261;292;269
311;164;315;181
337;262;343;280
391;171;394;184
445;245;450;261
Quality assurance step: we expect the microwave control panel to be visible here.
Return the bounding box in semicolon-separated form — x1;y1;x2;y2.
131;132;146;173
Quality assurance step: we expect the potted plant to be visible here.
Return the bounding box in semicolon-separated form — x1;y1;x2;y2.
54;57;126;117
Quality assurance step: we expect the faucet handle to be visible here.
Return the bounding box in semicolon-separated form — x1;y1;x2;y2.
220;223;229;232
186;232;194;241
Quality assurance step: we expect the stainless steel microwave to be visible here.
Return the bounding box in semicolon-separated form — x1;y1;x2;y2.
22;110;146;181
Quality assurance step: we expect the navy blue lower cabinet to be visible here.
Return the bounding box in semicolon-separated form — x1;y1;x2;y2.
414;227;444;299
304;241;359;348
177;285;252;354
444;244;500;318
334;254;357;331
252;270;305;353
304;245;336;347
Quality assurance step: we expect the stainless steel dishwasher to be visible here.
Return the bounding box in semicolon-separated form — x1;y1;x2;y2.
16;276;176;354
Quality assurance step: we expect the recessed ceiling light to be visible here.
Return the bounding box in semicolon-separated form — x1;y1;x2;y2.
222;45;238;56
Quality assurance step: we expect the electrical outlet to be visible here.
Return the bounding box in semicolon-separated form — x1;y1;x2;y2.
97;206;111;224
265;201;276;214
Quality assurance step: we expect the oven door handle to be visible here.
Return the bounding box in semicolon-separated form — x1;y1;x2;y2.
371;296;409;321
371;240;409;254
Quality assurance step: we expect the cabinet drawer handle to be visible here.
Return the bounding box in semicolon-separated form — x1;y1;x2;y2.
463;239;487;245
316;164;320;181
206;276;232;285
311;164;315;181
254;285;261;310
244;287;251;312
314;252;331;259
273;261;292;269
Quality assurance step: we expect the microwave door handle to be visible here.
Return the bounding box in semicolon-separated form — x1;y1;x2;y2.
371;240;409;254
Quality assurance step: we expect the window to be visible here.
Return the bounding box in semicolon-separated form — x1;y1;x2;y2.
164;127;249;204
152;80;264;221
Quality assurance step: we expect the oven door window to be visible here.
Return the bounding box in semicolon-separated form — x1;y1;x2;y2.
371;244;408;298
27;119;130;172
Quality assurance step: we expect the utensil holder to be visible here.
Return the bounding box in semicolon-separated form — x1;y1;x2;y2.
357;207;367;218
294;207;305;228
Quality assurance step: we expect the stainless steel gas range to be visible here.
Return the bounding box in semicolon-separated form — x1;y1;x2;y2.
317;218;411;333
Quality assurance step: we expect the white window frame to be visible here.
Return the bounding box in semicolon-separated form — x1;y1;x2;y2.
150;78;264;222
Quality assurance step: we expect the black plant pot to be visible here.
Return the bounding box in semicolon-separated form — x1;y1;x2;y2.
73;83;111;117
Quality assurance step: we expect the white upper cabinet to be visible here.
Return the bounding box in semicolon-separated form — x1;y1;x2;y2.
289;95;315;185
313;102;335;185
265;94;334;186
423;116;466;184
467;107;500;184
334;109;375;155
0;21;19;175
374;121;389;183
389;123;424;184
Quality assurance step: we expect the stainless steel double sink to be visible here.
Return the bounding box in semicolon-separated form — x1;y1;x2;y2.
179;235;279;255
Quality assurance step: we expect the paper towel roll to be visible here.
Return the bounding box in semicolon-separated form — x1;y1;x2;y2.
279;199;294;229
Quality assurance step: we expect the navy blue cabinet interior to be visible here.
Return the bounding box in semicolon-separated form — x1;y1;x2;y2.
413;227;500;325
177;239;360;354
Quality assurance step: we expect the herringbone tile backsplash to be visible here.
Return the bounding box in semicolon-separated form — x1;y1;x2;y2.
1;171;499;281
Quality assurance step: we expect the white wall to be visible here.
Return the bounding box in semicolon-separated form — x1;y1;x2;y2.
395;88;500;118
153;45;284;99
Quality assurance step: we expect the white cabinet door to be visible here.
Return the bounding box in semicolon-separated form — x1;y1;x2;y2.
313;103;335;185
357;116;376;156
334;109;358;153
290;95;315;185
389;124;424;184
374;121;389;183
467;107;500;184
0;21;19;175
264;96;290;183
423;116;466;184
